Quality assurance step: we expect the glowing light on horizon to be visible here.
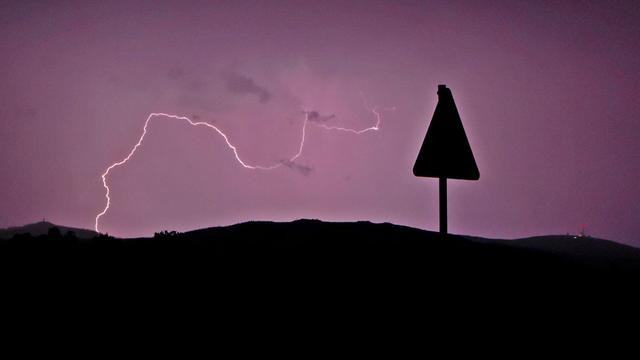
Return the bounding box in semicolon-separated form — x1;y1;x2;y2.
95;96;394;233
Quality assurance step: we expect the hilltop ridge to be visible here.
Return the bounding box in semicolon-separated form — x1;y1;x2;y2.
0;220;98;239
1;219;638;276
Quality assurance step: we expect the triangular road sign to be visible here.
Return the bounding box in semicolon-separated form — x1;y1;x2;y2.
413;85;479;180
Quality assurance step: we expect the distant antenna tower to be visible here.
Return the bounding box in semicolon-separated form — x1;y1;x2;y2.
579;224;587;238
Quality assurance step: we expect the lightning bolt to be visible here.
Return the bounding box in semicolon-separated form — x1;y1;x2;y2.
95;97;394;233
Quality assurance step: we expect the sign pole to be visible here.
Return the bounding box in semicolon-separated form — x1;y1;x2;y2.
439;177;447;235
413;85;479;237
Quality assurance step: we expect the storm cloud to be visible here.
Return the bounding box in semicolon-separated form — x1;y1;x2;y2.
226;73;271;103
280;159;313;176
305;111;336;123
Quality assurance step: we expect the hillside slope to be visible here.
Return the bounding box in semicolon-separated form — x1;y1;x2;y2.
0;220;98;239
3;219;638;276
468;234;640;272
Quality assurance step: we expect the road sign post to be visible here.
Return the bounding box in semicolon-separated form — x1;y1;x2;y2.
413;85;479;236
439;177;447;235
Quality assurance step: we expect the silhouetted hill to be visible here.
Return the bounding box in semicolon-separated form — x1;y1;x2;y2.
0;220;98;239
2;219;638;277
469;234;640;272
3;219;639;317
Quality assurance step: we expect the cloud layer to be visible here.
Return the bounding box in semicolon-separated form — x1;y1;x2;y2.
226;73;271;103
306;111;336;123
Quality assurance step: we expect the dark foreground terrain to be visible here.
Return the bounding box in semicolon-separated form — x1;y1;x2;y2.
3;219;639;327
2;219;638;281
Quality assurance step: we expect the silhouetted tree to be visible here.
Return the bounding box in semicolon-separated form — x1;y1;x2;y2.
154;230;180;239
92;233;114;240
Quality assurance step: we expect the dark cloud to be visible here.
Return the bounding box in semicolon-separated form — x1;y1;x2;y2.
280;159;313;176
305;110;335;123
226;73;271;103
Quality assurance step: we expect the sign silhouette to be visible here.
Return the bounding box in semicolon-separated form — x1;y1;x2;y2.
413;85;479;235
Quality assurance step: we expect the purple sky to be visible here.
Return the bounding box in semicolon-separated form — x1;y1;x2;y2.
1;1;639;244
